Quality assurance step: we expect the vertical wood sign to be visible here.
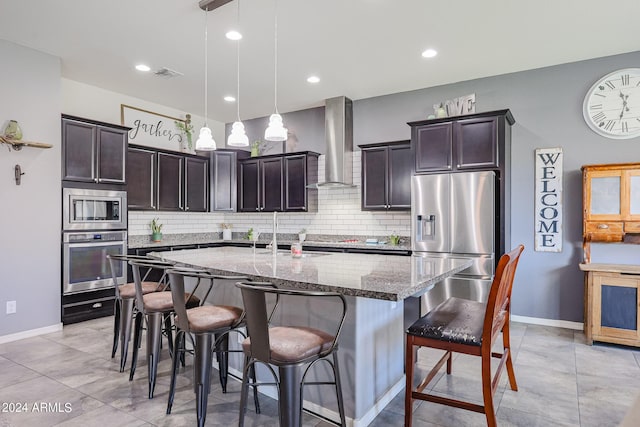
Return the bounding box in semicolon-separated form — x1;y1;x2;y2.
535;148;563;252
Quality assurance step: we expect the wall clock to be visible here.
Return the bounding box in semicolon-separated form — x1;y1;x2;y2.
583;68;640;139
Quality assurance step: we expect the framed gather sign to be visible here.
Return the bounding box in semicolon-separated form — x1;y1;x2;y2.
534;147;563;252
120;104;185;147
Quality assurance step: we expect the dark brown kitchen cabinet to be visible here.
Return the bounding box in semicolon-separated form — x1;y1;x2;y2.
239;157;283;212
409;109;514;174
284;153;318;211
238;152;319;212
62;115;128;184
127;144;208;212
210;149;250;212
184;156;208;212
360;141;411;210
127;146;156;209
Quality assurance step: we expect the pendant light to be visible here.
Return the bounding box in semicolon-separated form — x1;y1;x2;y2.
195;5;217;150
264;0;287;142
227;0;249;147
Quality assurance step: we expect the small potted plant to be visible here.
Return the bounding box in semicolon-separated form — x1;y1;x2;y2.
250;140;262;157
175;114;195;153
298;228;307;242
246;227;254;241
221;223;233;241
150;217;163;242
389;232;401;246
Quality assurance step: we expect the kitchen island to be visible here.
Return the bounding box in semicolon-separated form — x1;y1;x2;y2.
150;246;471;426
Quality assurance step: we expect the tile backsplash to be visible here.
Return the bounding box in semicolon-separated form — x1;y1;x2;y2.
128;152;411;238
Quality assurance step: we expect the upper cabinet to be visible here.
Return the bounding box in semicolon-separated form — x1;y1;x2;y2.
210;150;250;212
360;141;412;210
582;163;640;261
127;144;208;212
409;110;514;174
238;152;319;213
62;115;129;184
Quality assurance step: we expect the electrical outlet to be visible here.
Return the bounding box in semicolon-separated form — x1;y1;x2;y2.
6;300;16;314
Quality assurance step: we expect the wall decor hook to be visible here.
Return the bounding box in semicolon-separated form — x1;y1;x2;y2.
14;164;25;185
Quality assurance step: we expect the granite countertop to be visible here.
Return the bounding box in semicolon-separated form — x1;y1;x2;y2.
128;233;411;252
149;246;471;301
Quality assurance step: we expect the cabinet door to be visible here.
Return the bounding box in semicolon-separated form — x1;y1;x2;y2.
97;127;127;183
592;272;640;344
414;122;453;173
387;144;412;209
455;116;497;169
211;151;238;212
284;155;308;211
127;147;156;210
185;157;208;212
62;119;96;182
261;157;283;212
239;160;260;212
361;147;389;210
585;169;623;220
157;152;184;211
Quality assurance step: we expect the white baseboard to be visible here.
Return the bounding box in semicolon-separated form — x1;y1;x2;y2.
511;314;583;331
0;323;63;344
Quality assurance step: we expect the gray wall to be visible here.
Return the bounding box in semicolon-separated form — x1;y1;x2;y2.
354;51;640;323
0;40;62;336
227;51;640;323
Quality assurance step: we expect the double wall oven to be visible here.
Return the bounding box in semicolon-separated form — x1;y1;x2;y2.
62;188;127;323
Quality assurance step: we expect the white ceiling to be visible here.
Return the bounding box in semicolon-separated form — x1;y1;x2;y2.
1;0;639;124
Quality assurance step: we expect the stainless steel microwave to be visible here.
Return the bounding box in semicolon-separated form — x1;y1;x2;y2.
62;188;127;231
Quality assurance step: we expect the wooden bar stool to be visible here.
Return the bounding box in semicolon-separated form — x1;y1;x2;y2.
235;282;347;427
404;245;524;427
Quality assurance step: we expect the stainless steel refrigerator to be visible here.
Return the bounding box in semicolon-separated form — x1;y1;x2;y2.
411;171;496;313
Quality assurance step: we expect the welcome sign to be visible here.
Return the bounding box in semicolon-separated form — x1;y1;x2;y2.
534;148;563;252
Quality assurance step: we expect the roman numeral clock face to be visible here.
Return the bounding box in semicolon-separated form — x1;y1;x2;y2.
583;68;640;139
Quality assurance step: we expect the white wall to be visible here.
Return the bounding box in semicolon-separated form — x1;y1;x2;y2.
62;79;225;150
0;41;62;337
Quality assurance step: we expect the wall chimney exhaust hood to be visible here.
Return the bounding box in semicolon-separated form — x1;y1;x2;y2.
308;96;356;189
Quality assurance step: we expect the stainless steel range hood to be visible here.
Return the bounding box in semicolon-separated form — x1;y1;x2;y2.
309;96;356;188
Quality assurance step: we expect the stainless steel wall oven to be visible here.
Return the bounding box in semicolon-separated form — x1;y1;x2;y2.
62;187;128;323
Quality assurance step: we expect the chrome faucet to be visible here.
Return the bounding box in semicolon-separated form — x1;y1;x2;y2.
270;211;278;256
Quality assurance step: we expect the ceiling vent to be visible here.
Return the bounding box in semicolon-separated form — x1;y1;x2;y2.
154;67;184;78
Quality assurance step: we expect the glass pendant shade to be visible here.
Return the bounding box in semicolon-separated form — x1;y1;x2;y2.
227;121;249;146
195;126;216;150
264;113;288;141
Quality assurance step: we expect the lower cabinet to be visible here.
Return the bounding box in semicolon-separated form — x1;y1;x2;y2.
582;264;640;347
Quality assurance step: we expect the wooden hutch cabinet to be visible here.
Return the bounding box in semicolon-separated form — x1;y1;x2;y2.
581;162;640;347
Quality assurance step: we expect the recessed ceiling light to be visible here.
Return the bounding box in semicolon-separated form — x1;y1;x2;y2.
306;75;320;84
135;64;151;72
421;49;438;58
224;96;236;102
225;30;242;41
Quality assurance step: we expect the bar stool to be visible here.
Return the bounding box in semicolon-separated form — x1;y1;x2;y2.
404;245;524;427
166;268;259;427
129;258;200;398
107;254;167;372
235;282;347;427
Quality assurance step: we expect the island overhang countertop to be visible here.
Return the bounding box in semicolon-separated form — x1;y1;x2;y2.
150;246;472;301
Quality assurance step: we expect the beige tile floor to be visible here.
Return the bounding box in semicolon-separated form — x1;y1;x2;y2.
1;316;639;427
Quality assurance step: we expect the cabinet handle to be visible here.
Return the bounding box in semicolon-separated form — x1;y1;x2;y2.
94;178;99;183
597;224;609;229
256;207;259;211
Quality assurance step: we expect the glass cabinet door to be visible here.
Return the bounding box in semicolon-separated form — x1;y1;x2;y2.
629;170;640;218
587;170;622;219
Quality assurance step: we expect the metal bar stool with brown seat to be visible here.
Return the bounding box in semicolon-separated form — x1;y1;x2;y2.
129;258;200;398
235;282;347;427
107;254;168;373
404;244;524;427
165;268;260;427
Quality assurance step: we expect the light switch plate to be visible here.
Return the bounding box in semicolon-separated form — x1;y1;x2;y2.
6;301;16;314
